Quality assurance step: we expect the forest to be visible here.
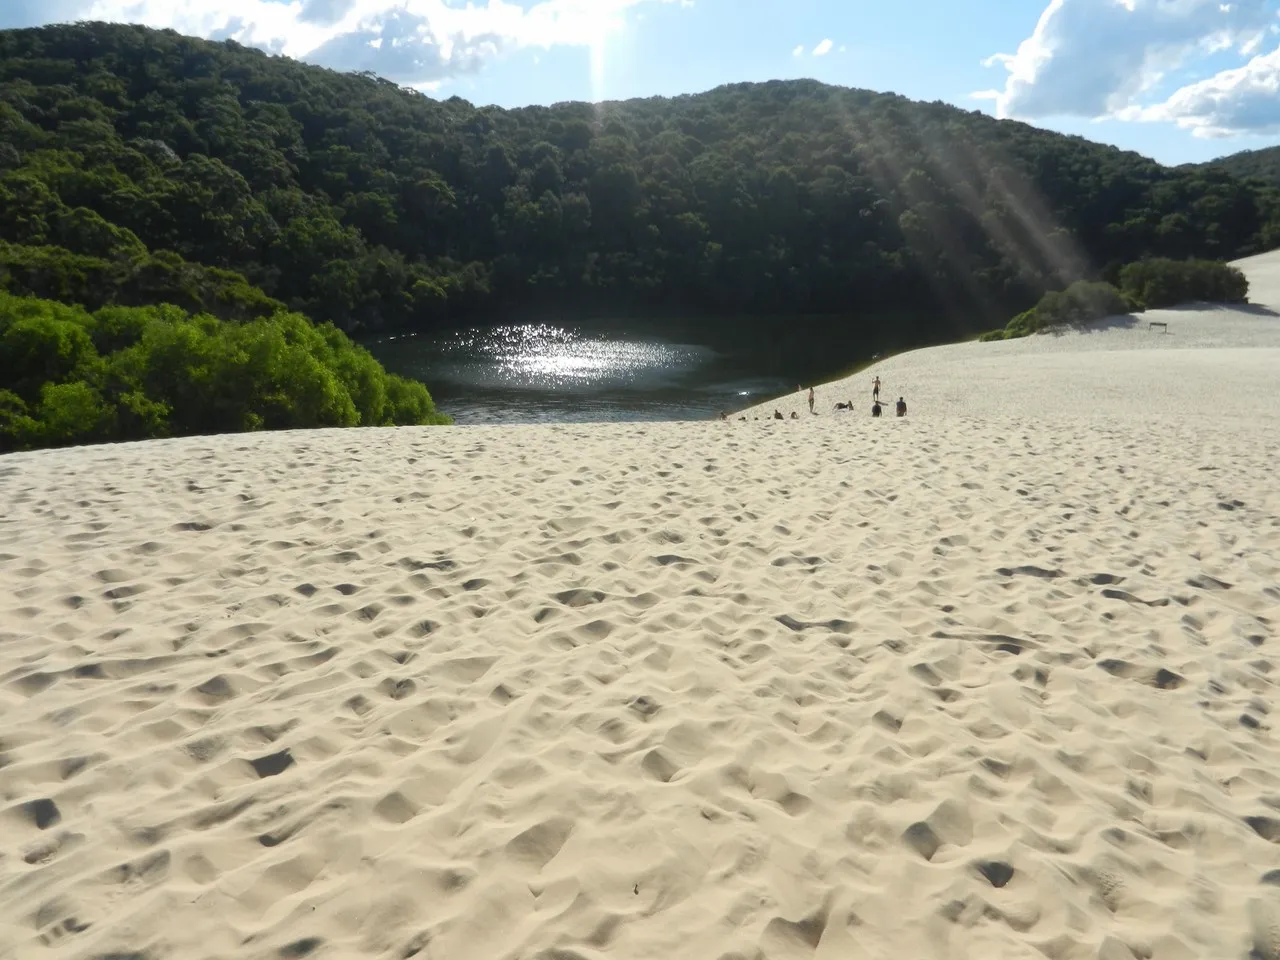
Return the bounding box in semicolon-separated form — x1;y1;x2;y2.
1197;146;1280;189
2;21;1278;350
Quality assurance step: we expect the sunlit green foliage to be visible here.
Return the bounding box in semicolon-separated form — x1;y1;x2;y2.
0;291;449;452
0;241;285;320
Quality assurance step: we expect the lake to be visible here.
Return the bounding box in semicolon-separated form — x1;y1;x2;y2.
363;315;910;424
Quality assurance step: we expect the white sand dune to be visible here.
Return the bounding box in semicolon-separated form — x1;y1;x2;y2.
756;248;1280;425
1;253;1278;960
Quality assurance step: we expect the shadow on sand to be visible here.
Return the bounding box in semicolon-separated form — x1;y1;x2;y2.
1159;302;1280;318
1048;313;1142;336
1046;301;1280;338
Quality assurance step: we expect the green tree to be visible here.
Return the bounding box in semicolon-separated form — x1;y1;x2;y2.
0;308;99;399
35;381;114;447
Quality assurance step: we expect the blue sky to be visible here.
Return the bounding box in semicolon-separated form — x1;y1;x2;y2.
5;0;1280;165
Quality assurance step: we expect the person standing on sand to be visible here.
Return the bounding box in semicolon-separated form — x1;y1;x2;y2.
872;376;881;401
872;400;882;418
896;397;907;417
808;387;815;414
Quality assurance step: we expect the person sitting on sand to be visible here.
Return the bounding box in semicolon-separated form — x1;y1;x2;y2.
808;387;815;414
872;401;882;417
872;376;881;401
896;397;907;417
774;409;784;420
790;411;799;419
834;400;851;411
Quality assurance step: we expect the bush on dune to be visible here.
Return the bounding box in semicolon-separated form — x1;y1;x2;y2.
991;257;1250;340
991;281;1136;340
1034;281;1135;328
0;292;449;452
1117;257;1249;308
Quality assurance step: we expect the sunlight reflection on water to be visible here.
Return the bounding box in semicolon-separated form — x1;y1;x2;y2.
432;324;707;391
366;320;841;423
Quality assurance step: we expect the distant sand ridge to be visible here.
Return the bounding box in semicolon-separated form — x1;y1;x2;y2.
1;252;1278;960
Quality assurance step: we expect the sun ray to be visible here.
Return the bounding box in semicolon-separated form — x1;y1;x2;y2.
590;31;607;105
587;9;610;106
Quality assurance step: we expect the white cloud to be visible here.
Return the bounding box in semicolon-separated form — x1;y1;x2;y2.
812;38;833;56
52;0;686;84
792;43;805;57
1122;42;1280;136
980;0;1275;120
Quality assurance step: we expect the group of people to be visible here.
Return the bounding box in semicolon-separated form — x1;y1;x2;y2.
870;377;907;418
834;376;907;417
721;375;908;421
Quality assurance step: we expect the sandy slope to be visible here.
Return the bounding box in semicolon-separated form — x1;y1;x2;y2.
754;249;1280;424
1;255;1279;960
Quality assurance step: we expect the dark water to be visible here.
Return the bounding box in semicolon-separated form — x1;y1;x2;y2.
364;316;906;424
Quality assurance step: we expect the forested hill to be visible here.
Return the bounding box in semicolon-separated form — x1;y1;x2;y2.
2;22;1278;340
1195;146;1280;189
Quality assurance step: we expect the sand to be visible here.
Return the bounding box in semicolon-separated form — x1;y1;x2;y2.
1;253;1278;960
759;248;1280;426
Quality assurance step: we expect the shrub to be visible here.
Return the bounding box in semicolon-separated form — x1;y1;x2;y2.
0;388;41;452
990;255;1252;344
35;381;114;447
1118;258;1249;308
1038;281;1133;327
995;278;1137;340
0;291;449;451
0;307;99;400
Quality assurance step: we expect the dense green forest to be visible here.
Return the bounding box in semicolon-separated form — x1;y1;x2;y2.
2;22;1278;348
1196;146;1280;189
0;292;448;452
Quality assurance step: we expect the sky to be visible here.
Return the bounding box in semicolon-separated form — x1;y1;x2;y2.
4;0;1280;165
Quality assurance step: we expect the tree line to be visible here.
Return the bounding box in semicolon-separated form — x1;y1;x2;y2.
1196;146;1280;189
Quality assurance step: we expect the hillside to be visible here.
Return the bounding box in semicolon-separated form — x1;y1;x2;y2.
2;21;1278;344
1196;145;1280;189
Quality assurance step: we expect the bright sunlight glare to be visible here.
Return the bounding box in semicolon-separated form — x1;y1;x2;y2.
584;6;625;104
